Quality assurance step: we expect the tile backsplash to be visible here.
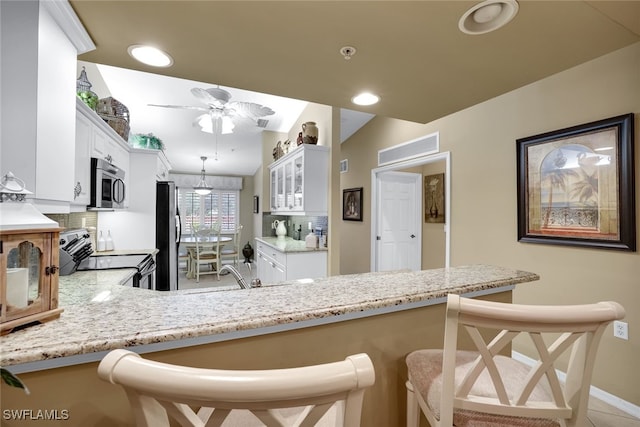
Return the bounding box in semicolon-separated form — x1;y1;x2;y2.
261;214;328;241
46;212;97;230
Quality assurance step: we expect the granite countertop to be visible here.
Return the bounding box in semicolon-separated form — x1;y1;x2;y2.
0;265;538;369
256;236;328;253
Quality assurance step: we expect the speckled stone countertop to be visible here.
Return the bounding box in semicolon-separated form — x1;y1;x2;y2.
0;265;538;370
256;236;328;253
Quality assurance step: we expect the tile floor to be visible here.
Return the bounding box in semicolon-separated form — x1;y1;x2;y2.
179;263;640;427
588;396;640;427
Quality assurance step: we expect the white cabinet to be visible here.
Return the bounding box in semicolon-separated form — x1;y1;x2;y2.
75;99;131;208
1;2;78;213
255;239;327;285
268;145;329;216
72;105;92;207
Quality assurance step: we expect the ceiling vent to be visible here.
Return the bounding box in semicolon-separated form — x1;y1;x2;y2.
257;119;269;128
378;132;439;166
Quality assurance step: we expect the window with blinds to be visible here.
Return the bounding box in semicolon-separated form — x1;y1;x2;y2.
177;189;238;236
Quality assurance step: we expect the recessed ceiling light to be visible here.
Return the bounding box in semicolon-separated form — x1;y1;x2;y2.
127;45;173;67
459;0;519;35
352;92;380;106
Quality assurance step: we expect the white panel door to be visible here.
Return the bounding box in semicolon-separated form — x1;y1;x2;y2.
376;172;421;272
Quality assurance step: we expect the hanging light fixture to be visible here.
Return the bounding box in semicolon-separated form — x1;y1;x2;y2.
193;156;212;195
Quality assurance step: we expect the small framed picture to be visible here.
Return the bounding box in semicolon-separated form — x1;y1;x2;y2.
253;195;259;214
343;187;363;221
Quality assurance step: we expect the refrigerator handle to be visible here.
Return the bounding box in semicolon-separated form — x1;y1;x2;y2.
176;210;182;246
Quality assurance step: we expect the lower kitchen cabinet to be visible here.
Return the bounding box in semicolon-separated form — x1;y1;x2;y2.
255;239;327;284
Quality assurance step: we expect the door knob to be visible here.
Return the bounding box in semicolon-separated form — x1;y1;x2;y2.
410;234;416;238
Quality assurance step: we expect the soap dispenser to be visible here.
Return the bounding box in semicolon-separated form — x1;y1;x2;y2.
305;222;318;249
106;230;114;251
97;231;106;252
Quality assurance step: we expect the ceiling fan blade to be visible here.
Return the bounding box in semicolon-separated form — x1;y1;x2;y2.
230;101;275;119
191;87;228;108
148;103;209;112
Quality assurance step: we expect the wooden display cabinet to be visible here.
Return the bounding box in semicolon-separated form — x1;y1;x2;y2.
1;227;63;334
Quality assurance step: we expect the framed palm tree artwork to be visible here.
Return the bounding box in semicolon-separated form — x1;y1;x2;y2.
516;113;635;251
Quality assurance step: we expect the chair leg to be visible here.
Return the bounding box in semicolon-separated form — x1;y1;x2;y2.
406;380;421;427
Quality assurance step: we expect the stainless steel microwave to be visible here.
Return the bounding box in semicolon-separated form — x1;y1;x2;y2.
89;157;126;209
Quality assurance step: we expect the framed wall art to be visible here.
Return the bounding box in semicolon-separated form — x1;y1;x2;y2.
253;195;259;214
424;173;445;223
516;113;635;251
343;187;363;221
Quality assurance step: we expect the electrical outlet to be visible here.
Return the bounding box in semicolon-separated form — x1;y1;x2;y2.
613;320;628;340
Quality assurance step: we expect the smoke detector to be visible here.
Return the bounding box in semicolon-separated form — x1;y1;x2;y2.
340;46;357;60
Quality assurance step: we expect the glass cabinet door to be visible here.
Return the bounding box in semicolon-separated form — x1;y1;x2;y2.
293;153;304;211
284;160;293;210
2;233;50;323
270;168;277;211
276;166;285;210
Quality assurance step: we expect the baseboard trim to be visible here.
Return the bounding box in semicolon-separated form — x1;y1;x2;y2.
512;351;640;419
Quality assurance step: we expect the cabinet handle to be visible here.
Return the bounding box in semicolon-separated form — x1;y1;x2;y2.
46;265;59;275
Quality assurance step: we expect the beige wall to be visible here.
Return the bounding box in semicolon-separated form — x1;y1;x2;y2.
339;42;640;406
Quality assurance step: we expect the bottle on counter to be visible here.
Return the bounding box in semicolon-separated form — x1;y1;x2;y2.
106;230;114;251
305;231;318;249
97;231;106;252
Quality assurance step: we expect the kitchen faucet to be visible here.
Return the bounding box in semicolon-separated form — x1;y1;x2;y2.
219;265;260;289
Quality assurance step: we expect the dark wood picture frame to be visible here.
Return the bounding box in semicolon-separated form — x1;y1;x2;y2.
424;173;445;223
516;113;635;251
343;187;363;221
253;195;259;214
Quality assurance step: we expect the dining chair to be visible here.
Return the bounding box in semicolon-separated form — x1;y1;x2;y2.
219;224;243;275
191;223;222;282
405;294;625;427
98;349;375;427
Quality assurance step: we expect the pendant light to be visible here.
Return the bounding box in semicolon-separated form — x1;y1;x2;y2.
193;156;212;195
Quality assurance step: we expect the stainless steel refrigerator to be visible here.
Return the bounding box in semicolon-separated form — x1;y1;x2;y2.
156;181;181;291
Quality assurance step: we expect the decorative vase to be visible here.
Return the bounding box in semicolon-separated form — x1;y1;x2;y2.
273;220;287;239
302;122;318;145
242;242;254;263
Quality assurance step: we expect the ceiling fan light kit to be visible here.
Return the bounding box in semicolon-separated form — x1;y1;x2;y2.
193;156;213;195
459;0;519;35
149;86;275;135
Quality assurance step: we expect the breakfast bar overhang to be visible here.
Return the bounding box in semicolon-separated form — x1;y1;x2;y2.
1;265;539;426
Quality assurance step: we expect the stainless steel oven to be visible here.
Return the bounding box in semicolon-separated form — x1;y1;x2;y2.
89;157;126;209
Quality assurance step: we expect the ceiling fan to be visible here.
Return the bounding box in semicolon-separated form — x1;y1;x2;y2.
149;87;275;134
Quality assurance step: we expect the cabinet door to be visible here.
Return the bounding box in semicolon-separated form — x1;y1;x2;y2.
291;153;304;212
284;160;294;210
256;250;271;284
270;169;277;211
73;113;92;206
276;166;285;210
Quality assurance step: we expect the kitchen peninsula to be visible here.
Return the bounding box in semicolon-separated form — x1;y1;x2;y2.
1;265;538;426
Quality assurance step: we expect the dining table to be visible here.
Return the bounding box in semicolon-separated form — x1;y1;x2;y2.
180;235;233;279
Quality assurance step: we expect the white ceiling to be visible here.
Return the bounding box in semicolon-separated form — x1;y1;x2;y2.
95;64;375;176
95;64;308;176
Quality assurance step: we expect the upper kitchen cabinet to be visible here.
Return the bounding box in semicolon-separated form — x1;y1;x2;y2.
269;145;329;216
74;99;131;209
0;1;94;213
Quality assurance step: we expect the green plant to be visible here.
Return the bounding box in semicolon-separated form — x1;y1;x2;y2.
1;367;30;394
